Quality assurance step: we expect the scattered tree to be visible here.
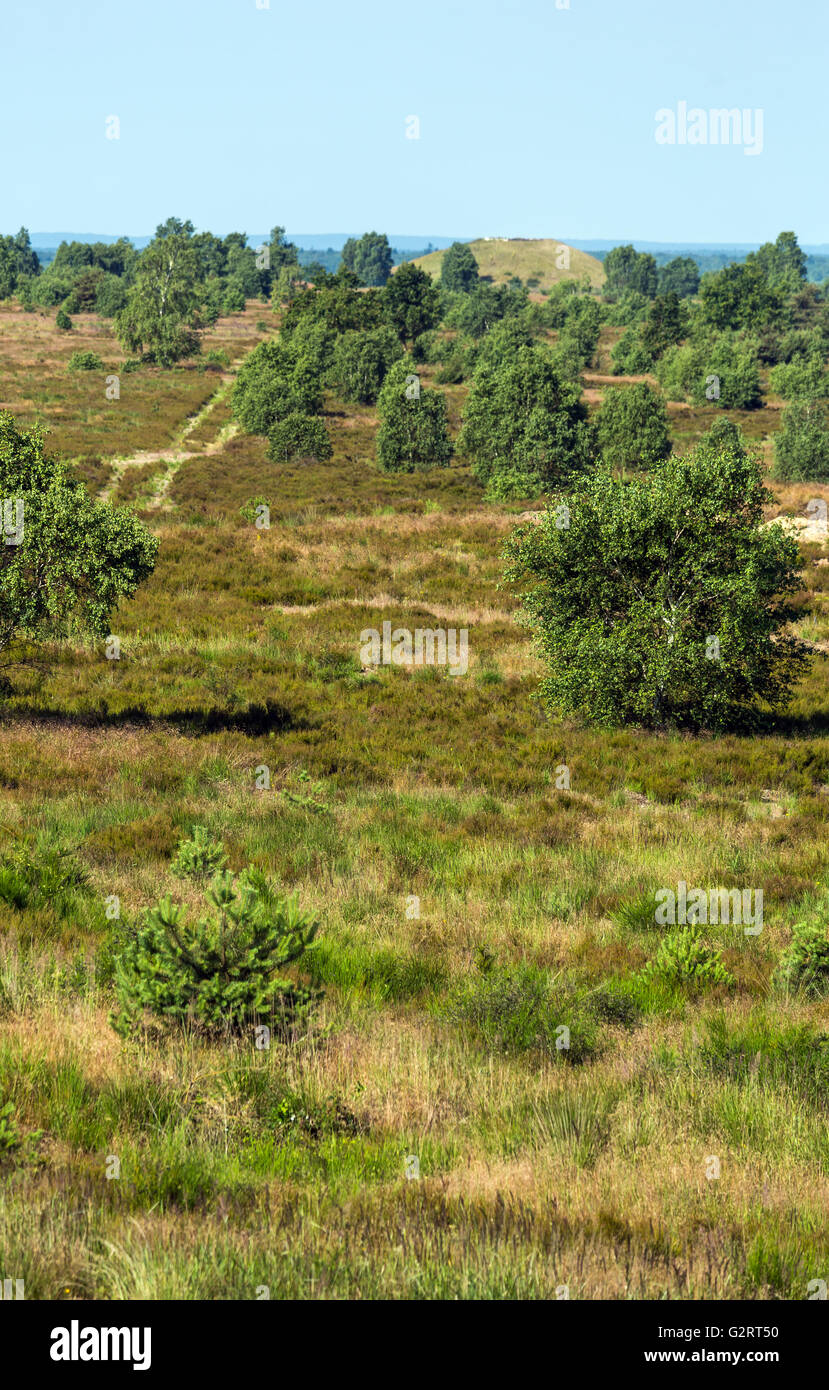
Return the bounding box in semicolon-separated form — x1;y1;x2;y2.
441;241;479;293
595;383;672;470
503;427;809;730
0;413;158;669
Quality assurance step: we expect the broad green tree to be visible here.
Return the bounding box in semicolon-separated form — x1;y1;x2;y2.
375;357;452;472
457;345;595;490
267;413;332;463
342;232;393;287
604;245;658;298
116;232;203;364
383;262;441;342
331;326;403;404
0;412;158;665
596;383;672;470
657;256;700;298
441;242;479;293
772;401;829;481
503;428;809;730
232;340;322;435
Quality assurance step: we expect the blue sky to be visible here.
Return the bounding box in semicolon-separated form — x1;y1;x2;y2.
3;0;827;244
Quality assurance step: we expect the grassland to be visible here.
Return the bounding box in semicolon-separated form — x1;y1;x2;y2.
0;298;827;1302
409;238;606;291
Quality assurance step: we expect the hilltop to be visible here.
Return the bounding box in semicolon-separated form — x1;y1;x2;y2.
408;237;605;290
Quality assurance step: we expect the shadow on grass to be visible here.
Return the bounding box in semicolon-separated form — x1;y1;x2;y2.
0;698;301;737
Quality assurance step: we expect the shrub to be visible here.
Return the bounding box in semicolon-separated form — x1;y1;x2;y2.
221;282;247;315
231;340;322;435
774;921;829;998
611;327;655;375
56;307;72;331
330;326;402;404
438;961;601;1063
170;826;228;880
267;413;332;463
769;355;828;401
110;867;321;1039
375;357;452;472
772;401;829;482
639;928;734;990
595;383;672;470
457;344;595;488
503;428;810;730
67;351;104;372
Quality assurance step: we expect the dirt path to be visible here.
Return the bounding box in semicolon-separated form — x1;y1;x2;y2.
98;366;241;508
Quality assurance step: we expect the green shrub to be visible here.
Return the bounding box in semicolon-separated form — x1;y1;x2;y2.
457;344;595;487
232;340;322;435
330;326;402;404
611;327;655;376
375;356;452;472
170;826;228;880
438;961;607;1063
55;307;72;331
67;350;104;372
595;382;672;470
267;413;332;463
503;429;809;730
772;401;829;482
639;928;734;991
110;867;321;1039
774;921;829;998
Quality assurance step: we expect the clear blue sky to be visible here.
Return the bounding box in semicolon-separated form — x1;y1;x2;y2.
3;0;827;244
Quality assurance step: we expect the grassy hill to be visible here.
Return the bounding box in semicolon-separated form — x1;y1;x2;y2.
408;237;605;291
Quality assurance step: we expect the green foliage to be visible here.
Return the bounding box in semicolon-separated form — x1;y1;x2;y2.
330;326;403;404
656;334;763;408
769;355;828;401
267;413;332;464
444;282;527;339
747;231;808;294
232;340;323;435
220;281;247;314
383;262;441;342
503;429;810;730
0;837;90;922
375;357;452;473
0;413;159;664
604;245;658;299
657;256;700;298
67;351;104;372
94;274;128;317
170;826;228;880
611;327;655;376
438;961;602;1063
772;401;829;482
55;307;72;331
0;1099;20;1155
440;241;479;293
115;232;203;366
774;918;829;998
699;260;782;333
457;344;595;488
639;928;734;991
595;383;672;470
603;290;651;328
640;292;687;359
341;232;393;287
110;868;321;1039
